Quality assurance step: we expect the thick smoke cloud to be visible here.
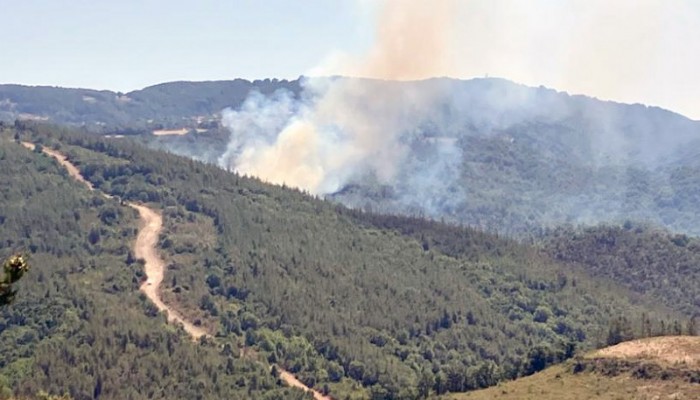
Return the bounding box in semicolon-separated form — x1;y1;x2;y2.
159;0;700;237
218;0;457;194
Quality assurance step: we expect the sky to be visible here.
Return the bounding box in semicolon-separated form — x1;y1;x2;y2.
1;0;699;119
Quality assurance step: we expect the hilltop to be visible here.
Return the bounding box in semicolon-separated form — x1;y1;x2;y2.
449;336;700;400
0;79;301;130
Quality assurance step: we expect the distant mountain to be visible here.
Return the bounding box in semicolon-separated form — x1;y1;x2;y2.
5;77;700;236
325;78;700;236
133;77;700;237
126;79;301;121
0;78;301;130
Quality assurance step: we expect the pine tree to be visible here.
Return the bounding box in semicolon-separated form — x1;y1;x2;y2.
1;254;30;306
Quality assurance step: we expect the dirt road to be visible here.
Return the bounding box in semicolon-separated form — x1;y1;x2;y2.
21;143;93;189
22;142;205;338
278;370;331;400
24;141;330;398
131;203;208;339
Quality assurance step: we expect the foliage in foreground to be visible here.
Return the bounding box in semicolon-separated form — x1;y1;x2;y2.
0;255;29;307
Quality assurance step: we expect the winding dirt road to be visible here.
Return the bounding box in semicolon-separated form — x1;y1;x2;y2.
131;203;208;339
278;370;331;400
23;141;330;399
21;142;206;337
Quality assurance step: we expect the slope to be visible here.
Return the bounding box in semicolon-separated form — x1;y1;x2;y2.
5;77;700;236
20;141;209;340
325;79;700;236
27;140;331;399
16;122;692;398
0;79;301;130
0;129;311;399
448;336;700;400
544;223;700;316
118;77;700;237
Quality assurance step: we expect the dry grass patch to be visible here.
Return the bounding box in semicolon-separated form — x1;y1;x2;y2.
448;337;700;400
446;364;700;400
592;336;700;368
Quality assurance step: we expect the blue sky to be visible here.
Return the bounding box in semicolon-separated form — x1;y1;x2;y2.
0;0;372;91
1;0;699;119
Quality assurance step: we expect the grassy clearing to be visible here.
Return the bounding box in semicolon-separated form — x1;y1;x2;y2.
447;337;700;400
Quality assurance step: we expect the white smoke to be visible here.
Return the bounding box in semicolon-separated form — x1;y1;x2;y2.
218;78;444;194
218;0;457;194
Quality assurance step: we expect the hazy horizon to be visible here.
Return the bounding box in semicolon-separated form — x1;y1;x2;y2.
2;0;699;119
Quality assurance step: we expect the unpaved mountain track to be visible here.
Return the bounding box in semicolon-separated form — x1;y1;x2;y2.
278;370;331;400
22;141;330;399
131;203;208;339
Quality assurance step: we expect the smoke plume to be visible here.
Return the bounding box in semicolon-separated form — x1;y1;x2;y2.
218;0;457;194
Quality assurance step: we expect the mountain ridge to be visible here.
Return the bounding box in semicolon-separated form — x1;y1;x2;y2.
8;76;700;237
1;77;697;129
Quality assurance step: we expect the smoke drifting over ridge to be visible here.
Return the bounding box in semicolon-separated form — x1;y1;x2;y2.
138;0;700;238
218;0;457;194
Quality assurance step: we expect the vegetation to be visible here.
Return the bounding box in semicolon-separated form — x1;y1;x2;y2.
449;336;700;400
0;75;697;400
544;223;700;316
1;255;29;307
332;126;700;238
446;362;700;400
11;122;695;399
0;126;310;399
7;77;700;240
0;79;301;132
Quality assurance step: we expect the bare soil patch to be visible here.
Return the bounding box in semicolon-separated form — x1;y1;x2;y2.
592;336;700;368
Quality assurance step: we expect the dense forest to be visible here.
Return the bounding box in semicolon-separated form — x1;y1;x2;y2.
544;223;700;316
0;124;312;399
5;122;696;399
327;86;700;237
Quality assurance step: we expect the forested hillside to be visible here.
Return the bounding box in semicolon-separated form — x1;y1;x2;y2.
5;77;700;238
0;125;310;400
325;79;700;236
110;77;700;238
544;223;700;316
0;79;300;131
10;122;695;399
